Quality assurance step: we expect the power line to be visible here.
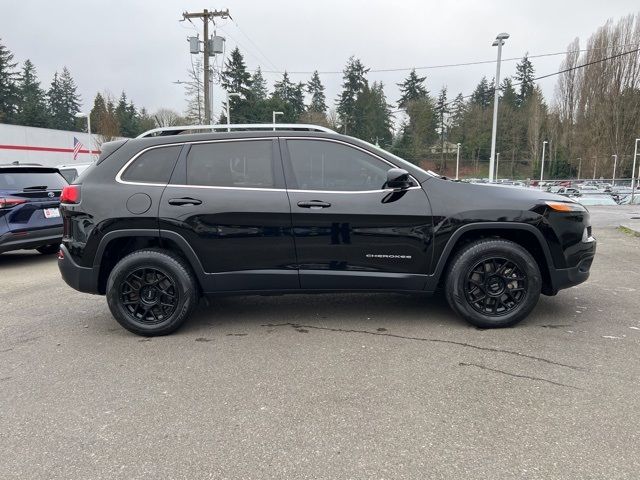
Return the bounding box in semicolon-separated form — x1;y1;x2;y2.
256;43;640;76
232;19;280;73
441;46;640;108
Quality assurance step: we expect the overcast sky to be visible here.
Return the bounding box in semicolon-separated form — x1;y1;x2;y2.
2;0;639;123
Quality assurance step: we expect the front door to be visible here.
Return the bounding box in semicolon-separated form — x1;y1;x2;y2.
281;138;433;291
159;138;298;293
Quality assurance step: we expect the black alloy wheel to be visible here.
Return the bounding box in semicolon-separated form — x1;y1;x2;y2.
445;239;541;328
106;249;198;336
120;267;178;324
464;257;527;316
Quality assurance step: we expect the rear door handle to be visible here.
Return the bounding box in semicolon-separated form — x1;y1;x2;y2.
297;200;331;209
168;197;202;206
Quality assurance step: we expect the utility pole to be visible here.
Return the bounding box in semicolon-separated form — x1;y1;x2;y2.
182;8;231;124
611;154;617;186
455;143;461;180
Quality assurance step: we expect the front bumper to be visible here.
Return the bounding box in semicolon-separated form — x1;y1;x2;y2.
546;238;596;295
0;226;63;253
58;244;100;294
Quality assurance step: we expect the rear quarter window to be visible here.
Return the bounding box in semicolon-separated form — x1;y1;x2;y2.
121;145;182;184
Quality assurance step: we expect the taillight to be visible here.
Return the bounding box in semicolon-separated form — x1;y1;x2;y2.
0;196;27;209
60;185;81;204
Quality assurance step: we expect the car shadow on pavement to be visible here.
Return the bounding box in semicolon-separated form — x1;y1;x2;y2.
0;250;57;268
179;292;466;335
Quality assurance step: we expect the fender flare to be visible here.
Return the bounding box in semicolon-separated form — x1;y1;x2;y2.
93;229;207;284
431;222;555;281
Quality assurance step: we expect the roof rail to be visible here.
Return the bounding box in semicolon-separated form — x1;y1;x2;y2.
136;123;336;138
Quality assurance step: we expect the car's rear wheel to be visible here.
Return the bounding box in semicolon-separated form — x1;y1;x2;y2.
36;244;59;255
106;249;198;336
445;239;541;328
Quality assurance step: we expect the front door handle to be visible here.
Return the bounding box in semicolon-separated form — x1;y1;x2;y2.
168;197;202;206
297;200;331;209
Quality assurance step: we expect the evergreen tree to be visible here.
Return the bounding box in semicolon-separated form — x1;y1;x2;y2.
470;77;492;108
16;60;48;127
500;77;518;108
47;67;81;131
0;38;18;123
221;47;253;124
115;91;139;137
221;47;252;98
435;87;449;137
90;92;107;131
336;56;369;134
515;55;535;106
449;93;466;130
249;67;268;101
47;72;64;128
272;71;294;101
306;70;327;113
352;82;392;147
397;69;428;109
271;72;305;121
435;87;450;169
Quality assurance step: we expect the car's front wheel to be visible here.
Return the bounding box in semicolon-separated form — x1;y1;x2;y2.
445;239;541;328
106;249;198;336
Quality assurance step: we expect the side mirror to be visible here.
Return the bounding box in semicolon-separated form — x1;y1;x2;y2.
386;168;411;189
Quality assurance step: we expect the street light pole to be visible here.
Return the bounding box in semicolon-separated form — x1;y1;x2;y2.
632;139;639;203
612;154;617;186
272;111;284;131
226;92;241;132
456;143;461;180
496;152;500;182
489;32;509;183
540;141;548;183
577;157;581;180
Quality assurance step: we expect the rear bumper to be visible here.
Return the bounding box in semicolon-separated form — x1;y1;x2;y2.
58;244;100;294
546;239;596;295
0;226;63;253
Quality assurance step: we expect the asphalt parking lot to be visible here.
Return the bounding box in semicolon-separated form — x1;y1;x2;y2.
1;205;640;479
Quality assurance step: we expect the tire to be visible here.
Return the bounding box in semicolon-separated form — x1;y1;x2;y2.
36;244;60;255
106;249;198;336
445;239;541;328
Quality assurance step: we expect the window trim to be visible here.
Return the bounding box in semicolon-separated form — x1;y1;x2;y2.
116;138;281;190
116;143;185;187
281;137;421;193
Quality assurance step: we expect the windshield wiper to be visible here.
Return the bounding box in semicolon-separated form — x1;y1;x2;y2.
22;185;48;190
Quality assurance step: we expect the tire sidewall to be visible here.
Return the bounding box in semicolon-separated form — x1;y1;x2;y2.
447;241;541;328
106;252;196;336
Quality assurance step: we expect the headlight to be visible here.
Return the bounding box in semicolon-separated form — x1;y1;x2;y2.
544;200;586;212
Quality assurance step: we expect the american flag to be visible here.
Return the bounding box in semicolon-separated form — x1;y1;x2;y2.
73;137;83;160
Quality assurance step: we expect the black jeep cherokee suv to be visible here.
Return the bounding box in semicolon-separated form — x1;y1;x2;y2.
58;126;596;336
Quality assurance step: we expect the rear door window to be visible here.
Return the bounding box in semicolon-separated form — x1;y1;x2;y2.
121;145;182;184
186;140;274;188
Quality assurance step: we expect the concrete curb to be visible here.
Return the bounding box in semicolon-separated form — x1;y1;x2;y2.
619;223;640;236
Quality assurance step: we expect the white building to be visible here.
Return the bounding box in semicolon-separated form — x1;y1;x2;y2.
0;123;126;167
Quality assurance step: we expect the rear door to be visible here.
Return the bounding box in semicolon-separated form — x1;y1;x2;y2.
158;138;298;293
0;168;67;232
281;137;433;291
